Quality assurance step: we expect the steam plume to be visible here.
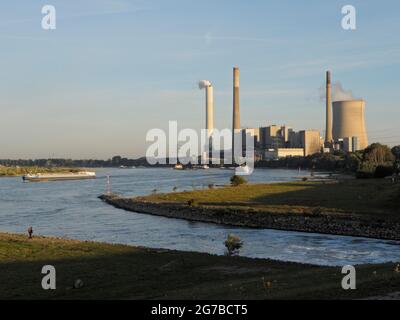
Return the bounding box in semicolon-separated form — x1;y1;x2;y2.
333;82;358;101
198;80;211;89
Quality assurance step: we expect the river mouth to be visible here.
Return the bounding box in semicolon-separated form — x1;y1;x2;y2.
1;167;399;267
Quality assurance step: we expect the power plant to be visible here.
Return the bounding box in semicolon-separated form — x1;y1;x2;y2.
332;99;368;150
195;67;369;164
325;71;368;151
198;80;214;137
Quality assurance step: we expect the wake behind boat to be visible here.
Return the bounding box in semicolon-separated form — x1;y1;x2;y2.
22;171;96;182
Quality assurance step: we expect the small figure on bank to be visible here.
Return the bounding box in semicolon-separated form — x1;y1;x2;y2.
27;226;33;239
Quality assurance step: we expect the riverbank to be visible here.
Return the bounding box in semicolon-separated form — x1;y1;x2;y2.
0;166;82;177
100;179;400;240
1;232;400;299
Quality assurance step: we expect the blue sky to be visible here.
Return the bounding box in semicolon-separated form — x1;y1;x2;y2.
0;0;399;159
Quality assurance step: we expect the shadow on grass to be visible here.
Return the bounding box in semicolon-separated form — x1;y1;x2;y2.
1;239;400;300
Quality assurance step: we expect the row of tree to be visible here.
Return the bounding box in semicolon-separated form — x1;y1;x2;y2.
1;144;399;178
256;144;400;178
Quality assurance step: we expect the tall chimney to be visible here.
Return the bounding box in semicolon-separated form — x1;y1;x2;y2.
206;84;214;137
325;70;333;145
233;67;240;130
232;67;240;164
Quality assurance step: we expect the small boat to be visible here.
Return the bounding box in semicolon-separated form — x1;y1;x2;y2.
22;171;96;182
173;164;184;170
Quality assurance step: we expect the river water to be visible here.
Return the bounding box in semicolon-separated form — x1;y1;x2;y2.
0;168;399;266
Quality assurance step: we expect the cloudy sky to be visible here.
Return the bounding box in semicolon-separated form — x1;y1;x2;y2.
0;0;399;159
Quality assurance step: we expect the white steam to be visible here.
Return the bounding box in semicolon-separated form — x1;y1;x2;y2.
198;80;211;89
333;81;358;101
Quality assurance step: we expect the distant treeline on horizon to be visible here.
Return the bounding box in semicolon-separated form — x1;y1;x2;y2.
1;144;399;177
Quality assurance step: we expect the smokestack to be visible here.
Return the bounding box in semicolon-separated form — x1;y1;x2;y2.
325;70;333;145
232;67;240;164
206;85;214;136
233;67;240;130
198;80;214;137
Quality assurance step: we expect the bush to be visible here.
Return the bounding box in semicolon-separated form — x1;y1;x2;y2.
374;165;394;178
187;199;198;207
230;175;247;186
224;234;243;256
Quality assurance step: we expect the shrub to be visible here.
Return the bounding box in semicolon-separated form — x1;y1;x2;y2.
224;234;243;256
374;165;394;179
208;184;214;189
187;199;198;207
230;175;247;186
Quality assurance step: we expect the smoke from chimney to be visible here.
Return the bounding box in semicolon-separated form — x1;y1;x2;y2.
333;82;358;101
198;80;211;89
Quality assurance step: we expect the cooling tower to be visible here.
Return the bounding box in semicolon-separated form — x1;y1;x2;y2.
325;71;333;144
206;84;214;136
332;100;368;150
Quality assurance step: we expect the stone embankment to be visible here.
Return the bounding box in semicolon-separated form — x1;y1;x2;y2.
99;194;400;241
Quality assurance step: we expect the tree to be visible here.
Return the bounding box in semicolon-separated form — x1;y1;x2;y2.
362;143;394;166
224;234;243;256
357;143;395;178
392;146;400;160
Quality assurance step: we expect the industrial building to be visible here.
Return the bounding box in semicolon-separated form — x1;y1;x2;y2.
245;125;322;159
264;148;304;160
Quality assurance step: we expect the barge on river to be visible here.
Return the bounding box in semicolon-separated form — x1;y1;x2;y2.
22;171;96;182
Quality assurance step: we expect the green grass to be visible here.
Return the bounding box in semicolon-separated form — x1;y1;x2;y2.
0;166;82;177
139;180;400;219
1;233;400;300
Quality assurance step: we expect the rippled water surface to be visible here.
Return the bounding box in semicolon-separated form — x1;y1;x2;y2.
1;168;399;266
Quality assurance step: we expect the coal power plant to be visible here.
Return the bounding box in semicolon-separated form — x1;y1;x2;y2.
195;67;369;164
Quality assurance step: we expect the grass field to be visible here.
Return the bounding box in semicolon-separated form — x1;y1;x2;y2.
0;166;82;177
139;179;400;219
1;233;400;299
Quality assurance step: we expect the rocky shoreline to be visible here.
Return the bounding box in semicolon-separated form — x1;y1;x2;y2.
99;194;400;241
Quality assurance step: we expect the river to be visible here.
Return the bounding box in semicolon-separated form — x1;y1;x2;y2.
0;167;399;266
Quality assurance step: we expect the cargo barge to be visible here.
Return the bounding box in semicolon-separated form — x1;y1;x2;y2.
22;171;96;182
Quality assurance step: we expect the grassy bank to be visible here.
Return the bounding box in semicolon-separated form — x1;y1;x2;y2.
141;179;400;218
1;232;400;300
0;166;83;177
100;179;400;240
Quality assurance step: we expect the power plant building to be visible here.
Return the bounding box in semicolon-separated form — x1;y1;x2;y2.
299;130;322;156
264;148;305;160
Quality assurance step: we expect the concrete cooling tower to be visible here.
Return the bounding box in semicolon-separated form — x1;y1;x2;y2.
332;100;368;150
